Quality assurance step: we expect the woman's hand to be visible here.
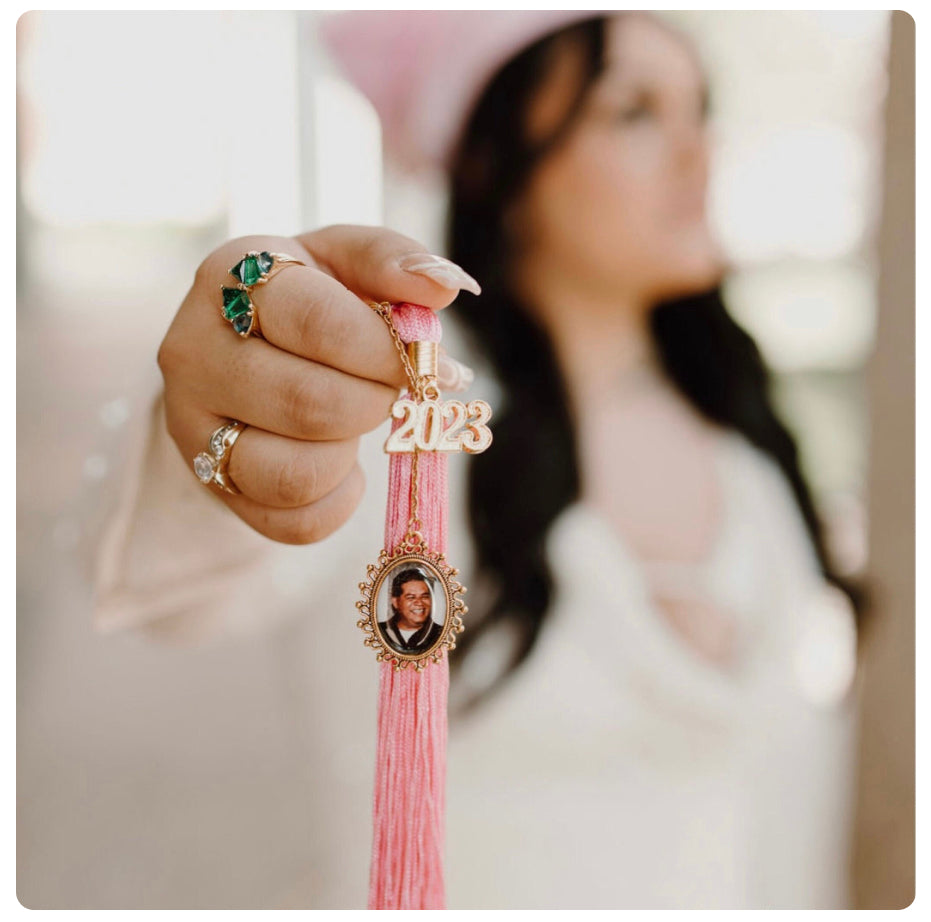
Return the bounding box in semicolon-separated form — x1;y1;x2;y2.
157;225;480;544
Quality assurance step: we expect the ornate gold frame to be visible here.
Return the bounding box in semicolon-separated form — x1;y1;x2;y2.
356;544;466;671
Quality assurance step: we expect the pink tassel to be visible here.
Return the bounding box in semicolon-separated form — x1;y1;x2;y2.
368;305;449;910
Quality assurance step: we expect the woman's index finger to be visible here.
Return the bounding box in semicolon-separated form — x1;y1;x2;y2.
252;263;413;391
298;223;481;306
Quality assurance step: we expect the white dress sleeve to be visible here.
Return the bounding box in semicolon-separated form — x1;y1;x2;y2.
722;433;859;908
733;435;858;709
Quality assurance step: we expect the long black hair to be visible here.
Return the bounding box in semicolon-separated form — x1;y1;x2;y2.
446;15;862;705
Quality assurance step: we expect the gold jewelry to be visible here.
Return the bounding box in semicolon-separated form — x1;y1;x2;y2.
355;302;493;670
193;421;246;494
220;251;305;338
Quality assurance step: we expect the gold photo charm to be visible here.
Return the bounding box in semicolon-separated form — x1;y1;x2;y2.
356;536;467;672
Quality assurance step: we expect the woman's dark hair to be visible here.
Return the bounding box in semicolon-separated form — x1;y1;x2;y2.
446;15;864;707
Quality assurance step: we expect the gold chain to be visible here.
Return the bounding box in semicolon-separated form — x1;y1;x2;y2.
369;300;426;547
368;300;422;399
409;450;421;537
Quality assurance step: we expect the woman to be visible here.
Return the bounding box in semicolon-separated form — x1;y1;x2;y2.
95;11;858;908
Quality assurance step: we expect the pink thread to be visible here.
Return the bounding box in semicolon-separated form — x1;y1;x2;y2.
368;304;449;910
391;302;443;343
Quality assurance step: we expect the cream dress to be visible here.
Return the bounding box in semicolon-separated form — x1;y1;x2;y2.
93;325;858;909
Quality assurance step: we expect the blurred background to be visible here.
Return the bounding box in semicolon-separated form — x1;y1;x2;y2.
16;10;913;909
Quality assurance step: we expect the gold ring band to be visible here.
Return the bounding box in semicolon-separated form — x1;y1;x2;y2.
193;421;246;494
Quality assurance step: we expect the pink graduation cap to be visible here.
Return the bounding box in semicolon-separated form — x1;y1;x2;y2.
318;10;599;174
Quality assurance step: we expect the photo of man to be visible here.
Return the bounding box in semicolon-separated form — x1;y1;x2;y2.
378;567;444;655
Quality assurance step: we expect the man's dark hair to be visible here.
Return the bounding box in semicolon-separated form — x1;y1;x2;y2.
390;568;434;599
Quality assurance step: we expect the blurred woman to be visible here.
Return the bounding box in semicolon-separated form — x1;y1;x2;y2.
95;11;859;908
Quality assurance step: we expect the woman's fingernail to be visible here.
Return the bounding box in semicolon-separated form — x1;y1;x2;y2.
398;253;482;296
437;353;475;392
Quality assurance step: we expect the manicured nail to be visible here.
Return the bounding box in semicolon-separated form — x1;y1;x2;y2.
398;253;482;296
437;353;475;392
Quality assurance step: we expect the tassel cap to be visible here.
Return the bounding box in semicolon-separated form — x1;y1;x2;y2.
406;340;439;380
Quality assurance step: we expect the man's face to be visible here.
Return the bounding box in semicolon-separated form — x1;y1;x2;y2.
392;580;432;630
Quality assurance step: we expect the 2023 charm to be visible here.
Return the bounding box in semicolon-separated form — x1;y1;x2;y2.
385;397;493;454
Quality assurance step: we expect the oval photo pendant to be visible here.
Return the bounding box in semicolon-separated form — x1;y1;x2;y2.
357;545;467;671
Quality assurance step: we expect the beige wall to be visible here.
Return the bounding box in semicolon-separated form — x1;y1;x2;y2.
852;10;915;910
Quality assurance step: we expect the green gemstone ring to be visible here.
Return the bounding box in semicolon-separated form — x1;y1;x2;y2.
221;250;305;338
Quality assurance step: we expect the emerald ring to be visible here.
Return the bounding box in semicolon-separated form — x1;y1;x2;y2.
220;250;305;338
193;421;246;494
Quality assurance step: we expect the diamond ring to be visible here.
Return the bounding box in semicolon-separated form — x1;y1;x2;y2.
193;421;246;494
